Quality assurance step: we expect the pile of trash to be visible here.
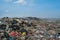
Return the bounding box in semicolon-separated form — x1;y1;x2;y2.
0;17;60;40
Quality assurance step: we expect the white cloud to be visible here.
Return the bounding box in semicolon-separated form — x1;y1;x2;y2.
4;0;35;6
13;0;26;4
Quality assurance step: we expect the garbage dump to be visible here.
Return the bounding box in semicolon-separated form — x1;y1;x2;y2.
0;17;60;40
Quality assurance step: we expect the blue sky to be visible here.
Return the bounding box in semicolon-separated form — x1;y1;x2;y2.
0;0;60;18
